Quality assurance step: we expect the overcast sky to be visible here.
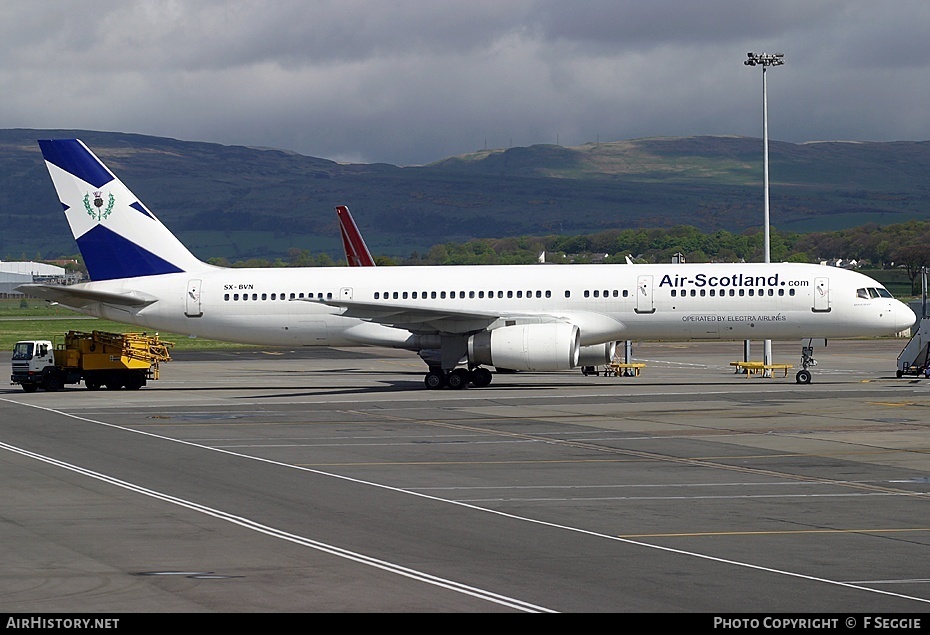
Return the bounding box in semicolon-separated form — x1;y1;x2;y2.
3;1;930;166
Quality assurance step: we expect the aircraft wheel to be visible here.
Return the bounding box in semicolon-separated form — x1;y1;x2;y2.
795;369;812;384
447;368;471;389
470;367;493;388
424;371;445;389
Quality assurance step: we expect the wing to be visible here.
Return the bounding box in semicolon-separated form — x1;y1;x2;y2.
298;297;542;334
300;297;627;344
17;283;158;309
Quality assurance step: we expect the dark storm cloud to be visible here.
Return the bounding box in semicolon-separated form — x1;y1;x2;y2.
3;1;930;165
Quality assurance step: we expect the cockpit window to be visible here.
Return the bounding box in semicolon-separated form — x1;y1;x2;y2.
858;287;895;300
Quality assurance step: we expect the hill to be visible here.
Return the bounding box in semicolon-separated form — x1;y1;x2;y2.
2;129;929;261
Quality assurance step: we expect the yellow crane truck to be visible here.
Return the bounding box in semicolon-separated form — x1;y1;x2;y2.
11;330;172;392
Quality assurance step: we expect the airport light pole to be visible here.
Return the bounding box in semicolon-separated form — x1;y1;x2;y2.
745;52;784;373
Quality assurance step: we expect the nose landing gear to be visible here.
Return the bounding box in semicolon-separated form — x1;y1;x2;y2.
796;338;824;384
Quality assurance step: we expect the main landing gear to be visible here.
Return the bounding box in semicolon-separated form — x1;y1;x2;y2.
424;366;494;389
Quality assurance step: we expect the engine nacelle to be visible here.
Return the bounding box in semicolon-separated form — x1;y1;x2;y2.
468;323;580;371
578;341;616;366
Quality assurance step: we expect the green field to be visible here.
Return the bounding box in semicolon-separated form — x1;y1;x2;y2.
0;298;249;353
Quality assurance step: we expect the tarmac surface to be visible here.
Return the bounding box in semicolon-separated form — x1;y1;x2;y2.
1;338;929;614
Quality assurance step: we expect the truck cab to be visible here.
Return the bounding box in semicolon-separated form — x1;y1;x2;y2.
11;340;56;392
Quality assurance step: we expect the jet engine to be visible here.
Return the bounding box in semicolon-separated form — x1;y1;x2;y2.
468;323;580;371
578;340;616;366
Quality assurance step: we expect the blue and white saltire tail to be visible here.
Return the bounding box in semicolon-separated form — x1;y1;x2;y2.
38;139;210;281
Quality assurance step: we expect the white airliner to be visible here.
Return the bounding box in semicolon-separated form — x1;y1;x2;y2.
21;139;915;389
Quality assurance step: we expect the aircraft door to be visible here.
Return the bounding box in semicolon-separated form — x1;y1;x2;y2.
813;277;830;312
185;279;203;318
635;275;655;314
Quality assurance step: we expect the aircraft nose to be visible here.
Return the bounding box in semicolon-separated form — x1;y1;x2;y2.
892;301;918;334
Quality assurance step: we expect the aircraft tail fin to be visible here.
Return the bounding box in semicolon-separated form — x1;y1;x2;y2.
336;205;376;267
38;139;210;281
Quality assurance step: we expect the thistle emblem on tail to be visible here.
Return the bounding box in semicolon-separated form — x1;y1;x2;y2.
84;191;115;221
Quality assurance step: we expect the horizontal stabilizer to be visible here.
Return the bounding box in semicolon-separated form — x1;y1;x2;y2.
17;283;158;309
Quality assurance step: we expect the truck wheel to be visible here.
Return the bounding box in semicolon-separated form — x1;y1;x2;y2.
124;373;144;390
85;379;101;391
21;383;39;393
43;376;63;392
105;381;123;390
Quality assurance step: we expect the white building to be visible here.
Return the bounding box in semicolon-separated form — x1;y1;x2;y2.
0;261;71;297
